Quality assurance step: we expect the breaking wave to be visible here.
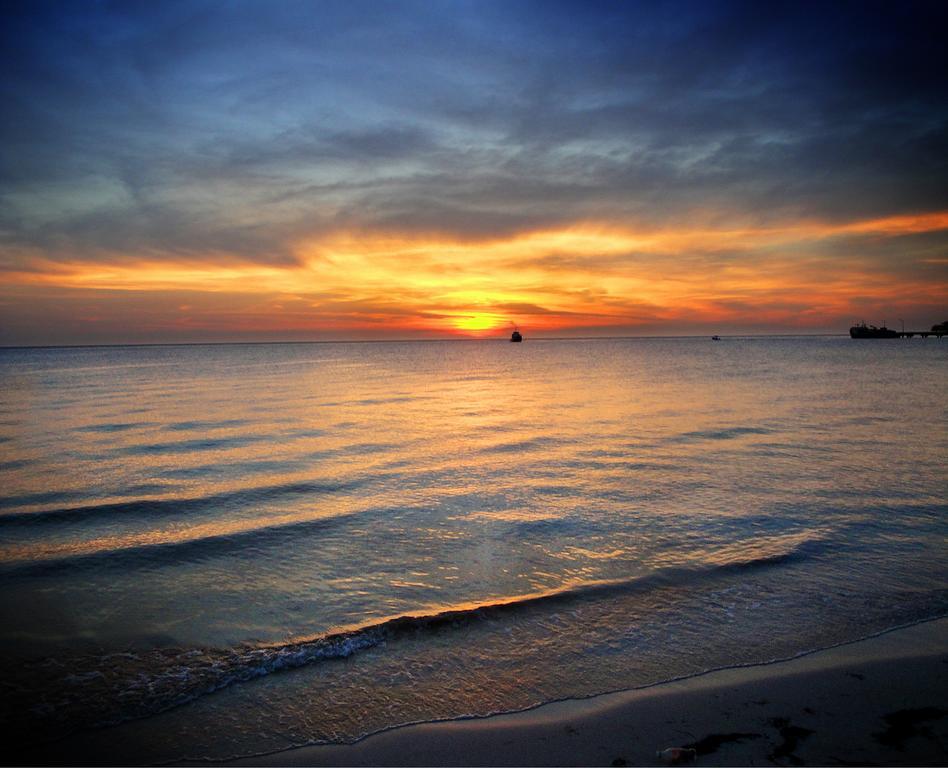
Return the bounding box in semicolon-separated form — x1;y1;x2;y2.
1;539;825;737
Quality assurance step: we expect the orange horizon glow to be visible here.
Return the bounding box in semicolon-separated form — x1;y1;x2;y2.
2;210;947;339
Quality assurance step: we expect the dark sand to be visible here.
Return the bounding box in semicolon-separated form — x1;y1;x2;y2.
229;618;948;767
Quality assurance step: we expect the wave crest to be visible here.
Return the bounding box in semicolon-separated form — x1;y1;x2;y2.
1;539;823;736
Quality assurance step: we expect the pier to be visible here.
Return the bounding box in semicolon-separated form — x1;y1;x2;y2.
850;322;947;339
893;330;945;338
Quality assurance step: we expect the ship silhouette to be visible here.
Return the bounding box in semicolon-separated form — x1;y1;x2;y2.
850;322;898;339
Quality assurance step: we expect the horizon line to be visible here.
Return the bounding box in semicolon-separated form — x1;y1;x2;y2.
0;332;853;351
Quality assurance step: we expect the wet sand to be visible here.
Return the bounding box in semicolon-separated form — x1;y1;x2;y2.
230;618;948;767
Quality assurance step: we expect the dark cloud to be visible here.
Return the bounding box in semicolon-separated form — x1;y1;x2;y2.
0;0;946;263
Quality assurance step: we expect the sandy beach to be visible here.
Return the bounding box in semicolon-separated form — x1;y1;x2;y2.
14;602;948;767
227;618;948;767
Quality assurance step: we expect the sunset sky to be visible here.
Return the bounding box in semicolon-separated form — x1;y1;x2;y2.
2;0;946;344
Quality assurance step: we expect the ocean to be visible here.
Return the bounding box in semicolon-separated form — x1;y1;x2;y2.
0;337;945;761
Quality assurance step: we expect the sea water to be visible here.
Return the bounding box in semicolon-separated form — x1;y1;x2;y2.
0;337;945;760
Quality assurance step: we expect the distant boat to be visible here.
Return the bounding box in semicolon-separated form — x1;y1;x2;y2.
849;322;899;339
711;335;721;341
510;328;523;342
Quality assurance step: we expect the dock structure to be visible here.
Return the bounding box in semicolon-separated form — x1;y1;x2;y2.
850;321;947;339
894;330;945;338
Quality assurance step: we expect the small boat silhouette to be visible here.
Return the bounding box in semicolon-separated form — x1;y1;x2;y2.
510;327;523;342
711;335;721;341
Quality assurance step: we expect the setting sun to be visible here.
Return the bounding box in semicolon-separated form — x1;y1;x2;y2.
450;313;509;334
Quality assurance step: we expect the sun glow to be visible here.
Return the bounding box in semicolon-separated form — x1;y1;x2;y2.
449;313;508;333
3;210;947;340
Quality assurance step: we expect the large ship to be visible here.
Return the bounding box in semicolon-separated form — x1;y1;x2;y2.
849;322;899;339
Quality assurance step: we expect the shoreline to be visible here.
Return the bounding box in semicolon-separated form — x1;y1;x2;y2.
224;618;948;767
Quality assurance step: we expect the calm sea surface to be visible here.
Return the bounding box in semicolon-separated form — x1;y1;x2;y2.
0;338;945;760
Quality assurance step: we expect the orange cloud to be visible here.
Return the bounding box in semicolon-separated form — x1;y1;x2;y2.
2;210;946;338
